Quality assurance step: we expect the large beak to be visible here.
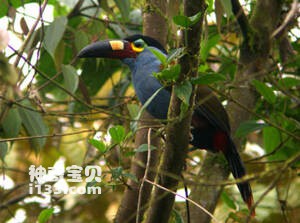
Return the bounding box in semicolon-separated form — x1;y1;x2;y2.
78;40;136;59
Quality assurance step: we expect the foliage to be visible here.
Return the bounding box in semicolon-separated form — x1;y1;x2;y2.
0;0;299;222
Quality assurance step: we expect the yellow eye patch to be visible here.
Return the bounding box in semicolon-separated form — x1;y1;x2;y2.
131;42;144;53
109;40;124;50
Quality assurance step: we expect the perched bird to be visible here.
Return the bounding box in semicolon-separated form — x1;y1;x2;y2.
78;34;254;215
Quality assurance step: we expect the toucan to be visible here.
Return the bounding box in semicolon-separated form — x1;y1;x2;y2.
78;34;254;215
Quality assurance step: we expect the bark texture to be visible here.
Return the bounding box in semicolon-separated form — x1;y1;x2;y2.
143;0;168;46
145;1;206;222
114;113;161;223
114;1;168;222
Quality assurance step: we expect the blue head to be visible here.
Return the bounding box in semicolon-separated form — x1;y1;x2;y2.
78;35;171;119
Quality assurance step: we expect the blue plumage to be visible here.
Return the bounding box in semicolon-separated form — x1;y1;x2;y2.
123;47;170;119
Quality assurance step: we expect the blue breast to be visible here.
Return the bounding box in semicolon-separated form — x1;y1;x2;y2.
122;48;170;119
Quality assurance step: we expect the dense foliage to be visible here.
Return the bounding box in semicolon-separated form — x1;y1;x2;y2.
0;0;299;222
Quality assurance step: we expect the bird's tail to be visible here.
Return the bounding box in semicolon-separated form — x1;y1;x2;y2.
224;139;255;216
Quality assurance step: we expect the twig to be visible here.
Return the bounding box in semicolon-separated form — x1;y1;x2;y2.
271;0;300;38
0;94;129;121
183;180;191;223
144;179;221;223
136;128;152;223
0;193;31;211
245;151;300;222
210;86;300;141
8;45;100;111
13;0;48;67
246;136;291;162
231;0;251;42
0;129;95;143
79;13;141;27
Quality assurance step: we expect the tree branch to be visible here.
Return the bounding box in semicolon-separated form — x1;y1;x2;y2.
145;1;206;222
231;0;251;42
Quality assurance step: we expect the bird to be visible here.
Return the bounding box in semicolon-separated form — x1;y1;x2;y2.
78;34;255;215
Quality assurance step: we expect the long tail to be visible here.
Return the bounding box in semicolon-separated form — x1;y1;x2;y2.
224;139;255;216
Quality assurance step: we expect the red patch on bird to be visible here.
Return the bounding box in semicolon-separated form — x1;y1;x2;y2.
247;195;256;217
110;42;137;59
213;131;228;152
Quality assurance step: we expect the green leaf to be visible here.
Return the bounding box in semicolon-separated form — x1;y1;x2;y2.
148;47;167;66
174;80;192;105
220;0;233;17
61;64;79;94
38;208;54;223
75;31;89;52
18;100;49;151
219;56;237;79
89;139;106;152
173;11;202;28
0;142;8;161
191;73;226;85
189;11;203;24
180;103;189;118
0;1;9;18
154;64;181;82
221;191;237;210
2;107;22;138
235;120;268;138
127;103;140;119
263;126;281;156
252;80;276;104
109;125;125;144
114;0;130;20
278;77;300;88
44;16;67;59
206;0;214;13
80;58;121;96
111;166;123;179
173;15;191;28
167;48;185;63
135;144;157;153
200;34;220;61
171;209;184;223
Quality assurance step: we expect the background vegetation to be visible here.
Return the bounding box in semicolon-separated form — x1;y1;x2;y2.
0;0;299;222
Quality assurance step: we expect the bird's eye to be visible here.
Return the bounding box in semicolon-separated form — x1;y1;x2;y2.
134;39;145;48
131;39;145;53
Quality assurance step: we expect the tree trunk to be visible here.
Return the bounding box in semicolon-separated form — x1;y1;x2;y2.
114;1;168;222
145;1;206;222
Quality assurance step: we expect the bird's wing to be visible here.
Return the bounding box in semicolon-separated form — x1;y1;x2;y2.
194;86;231;133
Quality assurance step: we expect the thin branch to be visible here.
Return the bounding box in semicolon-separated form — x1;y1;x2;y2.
79;13;141;27
271;0;300;38
8;45;101;112
13;0;48;67
145;179;221;223
245;151;300;222
247;136;291;162
210;86;300;141
136;128;152;223
0;129;95;143
0;193;31;211
231;0;251;41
